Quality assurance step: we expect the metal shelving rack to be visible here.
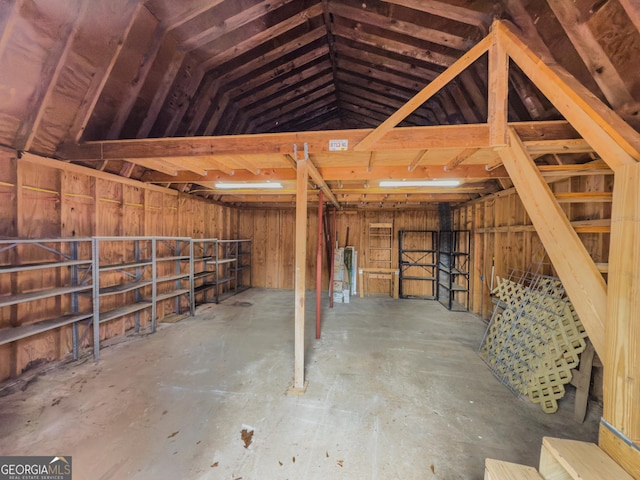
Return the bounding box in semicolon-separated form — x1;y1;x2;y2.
1;236;247;365
153;237;195;318
92;236;194;359
398;230;438;300
191;239;252;305
437;230;470;311
191;238;218;304
215;239;252;303
0;238;94;360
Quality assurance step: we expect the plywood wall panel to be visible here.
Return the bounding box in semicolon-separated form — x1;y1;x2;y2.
144;190;163;235
0;149;17;237
19;161;61;238
61;171;95;237
163;194;178;236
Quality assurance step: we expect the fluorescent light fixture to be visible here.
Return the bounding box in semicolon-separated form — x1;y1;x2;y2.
379;180;461;187
214;182;283;189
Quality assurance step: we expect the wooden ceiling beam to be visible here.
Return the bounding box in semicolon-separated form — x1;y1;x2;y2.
339;93;411;123
228;45;329;100
245;76;334;121
339;102;397;125
142;164;510;183
214;27;327;88
444;148;480;171
335;71;417;103
331;186;484;194
458;72;488;119
69;0;144;142
162;0;226;31
201;3;324;70
267;107;341;134
546;0;634;109
338;84;432;124
331;23;456;69
157;58;206;137
182;76;220;136
263;96;339;133
446;85;482;124
69;1;144;143
20;0;88;151
496;20;640;167
354;33;492;151
60;121;581;159
340;111;381;129
181;0;297;52
329;2;473;51
334;42;440;83
619;0;640;32
135;48;186;138
252;87;335;131
307;156;339;208
335;58;429;95
266;104;340;133
508;68;547;120
236;63;333;109
380;0;492;32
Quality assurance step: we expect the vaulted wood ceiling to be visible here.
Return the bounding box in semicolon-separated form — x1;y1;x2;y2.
1;0;640;208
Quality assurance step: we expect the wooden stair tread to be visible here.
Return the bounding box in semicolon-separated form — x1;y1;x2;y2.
485;459;543;479
540;437;633;480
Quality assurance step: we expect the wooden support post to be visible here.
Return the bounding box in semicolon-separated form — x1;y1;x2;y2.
316;190;323;340
329;208;336;308
290;152;308;393
488;28;509;146
498;127;607;358
600;162;640;476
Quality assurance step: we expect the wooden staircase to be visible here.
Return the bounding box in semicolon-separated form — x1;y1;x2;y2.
485;437;634;480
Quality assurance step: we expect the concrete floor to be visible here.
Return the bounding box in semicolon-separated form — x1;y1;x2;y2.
0;288;600;479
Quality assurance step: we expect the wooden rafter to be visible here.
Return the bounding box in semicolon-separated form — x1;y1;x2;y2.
22;0;89;151
381;0;491;32
353;34;493;151
495;20;640;167
498;126;607;357
546;0;634;109
329;2;473;52
70;1;144;143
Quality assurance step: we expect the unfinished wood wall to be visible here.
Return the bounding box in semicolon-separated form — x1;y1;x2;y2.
238;208;440;294
457;172;613;319
0;148;238;381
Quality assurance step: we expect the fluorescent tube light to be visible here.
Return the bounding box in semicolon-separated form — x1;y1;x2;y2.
214;182;283;189
379;180;461;187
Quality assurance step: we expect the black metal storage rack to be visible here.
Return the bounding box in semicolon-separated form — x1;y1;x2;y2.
398;230;438;300
437;230;470;311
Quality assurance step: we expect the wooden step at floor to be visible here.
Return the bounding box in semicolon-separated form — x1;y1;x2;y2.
485;458;544;479
539;436;633;480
